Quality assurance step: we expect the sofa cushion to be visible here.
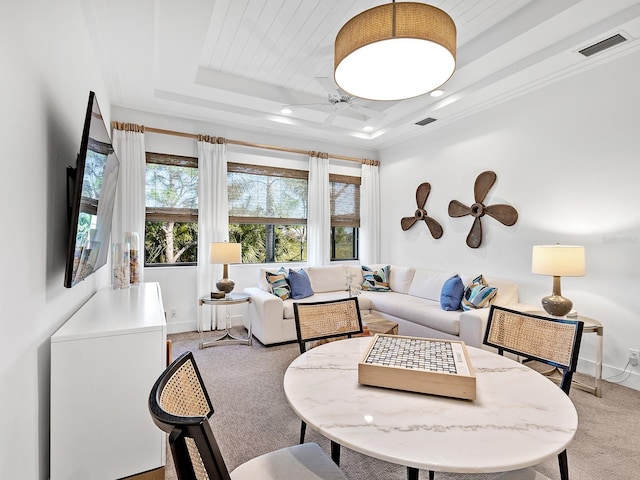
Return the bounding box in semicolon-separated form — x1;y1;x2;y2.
361;265;391;291
266;270;291;300
283;292;373;319
363;291;460;336
408;269;457;301
462;274;497;311
307;265;347;293
345;265;364;287
440;275;464;311
389;265;415;294
288;269;314;299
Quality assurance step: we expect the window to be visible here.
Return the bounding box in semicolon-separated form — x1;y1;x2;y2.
228;163;308;263
330;174;360;261
145;152;198;265
143;153;361;265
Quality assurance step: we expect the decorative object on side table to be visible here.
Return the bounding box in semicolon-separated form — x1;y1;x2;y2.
346;271;362;298
400;182;443;239
124;231;140;285
209;242;242;296
448;170;518;248
532;244;586;317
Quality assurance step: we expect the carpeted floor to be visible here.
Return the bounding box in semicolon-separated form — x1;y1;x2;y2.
164;332;640;479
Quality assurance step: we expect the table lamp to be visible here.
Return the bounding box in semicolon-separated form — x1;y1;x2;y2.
532;245;585;316
209;242;242;296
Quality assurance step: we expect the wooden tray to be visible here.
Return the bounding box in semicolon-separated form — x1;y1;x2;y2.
358;334;476;400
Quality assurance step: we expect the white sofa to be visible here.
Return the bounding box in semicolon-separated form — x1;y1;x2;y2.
244;264;526;347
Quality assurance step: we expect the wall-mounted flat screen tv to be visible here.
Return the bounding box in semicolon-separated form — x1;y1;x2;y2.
64;91;120;288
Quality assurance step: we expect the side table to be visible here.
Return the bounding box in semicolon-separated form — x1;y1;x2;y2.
362;314;399;335
526;310;603;397
198;292;252;348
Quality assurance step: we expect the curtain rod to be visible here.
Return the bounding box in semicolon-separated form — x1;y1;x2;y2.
112;123;379;166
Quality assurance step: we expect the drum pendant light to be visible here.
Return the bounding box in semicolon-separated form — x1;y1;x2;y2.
334;1;456;101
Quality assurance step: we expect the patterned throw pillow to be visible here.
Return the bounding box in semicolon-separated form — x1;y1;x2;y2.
266;268;290;300
461;274;498;311
361;265;391;291
440;274;464;311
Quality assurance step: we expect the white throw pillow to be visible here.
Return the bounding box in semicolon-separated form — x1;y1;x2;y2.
307;265;348;293
408;269;457;301
389;266;415;294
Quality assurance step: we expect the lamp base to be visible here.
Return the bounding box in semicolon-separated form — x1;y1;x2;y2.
216;278;235;295
541;294;573;317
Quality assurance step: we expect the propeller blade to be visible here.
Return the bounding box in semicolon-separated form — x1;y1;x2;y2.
424;217;444;239
316;77;339;96
485;204;519;226
474;171;497;203
416;183;431;209
448;200;471;217
349;103;386;119
466;217;483;249
401;216;418;231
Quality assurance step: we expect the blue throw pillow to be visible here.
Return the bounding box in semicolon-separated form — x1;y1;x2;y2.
288;269;314;299
440;275;464;311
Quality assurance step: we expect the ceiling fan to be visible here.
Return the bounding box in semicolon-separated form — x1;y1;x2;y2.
283;77;385;125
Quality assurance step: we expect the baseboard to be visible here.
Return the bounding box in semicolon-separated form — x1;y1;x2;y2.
578;357;640;391
167;320;197;334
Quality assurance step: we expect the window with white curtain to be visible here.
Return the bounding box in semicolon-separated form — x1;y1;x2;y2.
143;153;360;264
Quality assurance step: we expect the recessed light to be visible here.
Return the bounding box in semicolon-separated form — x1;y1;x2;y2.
430;89;444;97
363;125;374;131
280;107;293;115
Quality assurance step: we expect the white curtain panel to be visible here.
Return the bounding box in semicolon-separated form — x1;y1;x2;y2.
360;162;381;264
112;128;146;281
307;153;330;266
196;140;229;329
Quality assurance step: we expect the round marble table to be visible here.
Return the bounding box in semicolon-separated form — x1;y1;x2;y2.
283;337;578;474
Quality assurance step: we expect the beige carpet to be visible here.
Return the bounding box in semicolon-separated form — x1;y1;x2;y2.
163;332;640;479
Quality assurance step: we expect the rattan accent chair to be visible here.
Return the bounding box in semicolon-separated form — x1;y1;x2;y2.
148;351;348;480
483;306;584;480
293;297;364;354
293;297;364;463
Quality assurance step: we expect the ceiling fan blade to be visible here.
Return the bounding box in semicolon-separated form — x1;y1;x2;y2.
448;200;471;217
424;217;443;239
316;77;339;96
466;217;483;249
322;110;339;126
485;204;519;226
348;103;386;119
416;183;431;209
401;216;419;231
474;171;497;203
285;102;334;109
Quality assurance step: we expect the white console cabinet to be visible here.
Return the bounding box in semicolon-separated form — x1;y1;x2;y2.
51;282;167;480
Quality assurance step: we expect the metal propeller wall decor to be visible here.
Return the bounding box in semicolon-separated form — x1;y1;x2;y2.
448;171;518;248
401;182;443;239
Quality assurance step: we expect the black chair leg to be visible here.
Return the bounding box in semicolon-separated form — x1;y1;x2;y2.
331;440;341;466
559;449;569;480
407;467;434;480
299;420;306;444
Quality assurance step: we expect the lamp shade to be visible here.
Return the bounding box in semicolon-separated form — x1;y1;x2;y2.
209;242;241;264
334;2;456;101
532;245;586;277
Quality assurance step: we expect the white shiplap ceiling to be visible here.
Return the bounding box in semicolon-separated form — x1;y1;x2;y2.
85;0;640;149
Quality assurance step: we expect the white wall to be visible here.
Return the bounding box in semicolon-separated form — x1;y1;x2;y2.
378;49;640;390
0;1;114;478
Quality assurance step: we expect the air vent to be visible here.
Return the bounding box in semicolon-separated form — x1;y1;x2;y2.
415;117;437;126
579;33;627;57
